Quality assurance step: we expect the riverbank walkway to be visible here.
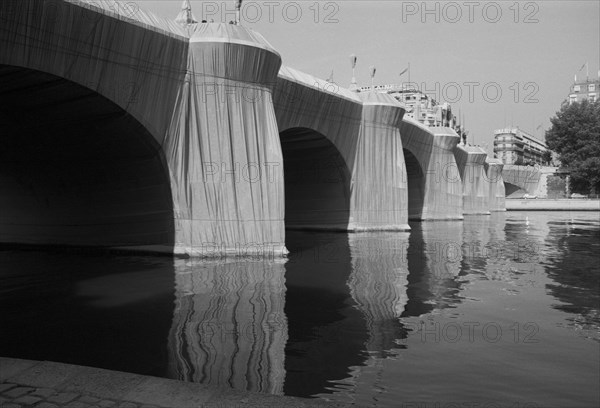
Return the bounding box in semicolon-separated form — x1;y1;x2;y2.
505;198;600;211
0;358;349;408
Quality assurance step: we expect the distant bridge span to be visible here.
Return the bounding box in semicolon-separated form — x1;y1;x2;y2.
502;165;543;197
0;0;505;256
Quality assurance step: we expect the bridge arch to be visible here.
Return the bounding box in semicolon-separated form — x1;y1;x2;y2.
0;65;175;251
504;182;528;197
279;127;352;230
274;68;409;231
501;165;543;198
402;148;426;220
399;119;463;220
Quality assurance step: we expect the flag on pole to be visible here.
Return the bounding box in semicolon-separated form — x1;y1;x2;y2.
536;124;542;130
369;65;376;90
579;62;586;71
399;67;408;77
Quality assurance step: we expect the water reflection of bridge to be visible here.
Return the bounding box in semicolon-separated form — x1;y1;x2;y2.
166;218;513;397
168;258;288;394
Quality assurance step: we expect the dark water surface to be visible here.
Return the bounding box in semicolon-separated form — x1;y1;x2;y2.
1;212;599;407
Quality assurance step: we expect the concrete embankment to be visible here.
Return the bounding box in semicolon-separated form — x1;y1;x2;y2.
0;357;348;408
506;199;600;211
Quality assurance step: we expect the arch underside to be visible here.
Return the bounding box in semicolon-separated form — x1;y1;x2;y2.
280;128;351;230
403;148;425;220
504;182;529;198
0;65;174;251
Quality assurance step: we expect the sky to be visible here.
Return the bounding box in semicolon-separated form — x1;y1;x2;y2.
138;0;599;153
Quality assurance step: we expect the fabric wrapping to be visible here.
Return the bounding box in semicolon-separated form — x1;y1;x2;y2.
1;0;287;255
484;158;506;211
274;67;363;230
353;92;409;230
274;68;409;231
164;28;285;256
453;145;490;214
399;119;463;220
1;0;507;255
0;0;188;250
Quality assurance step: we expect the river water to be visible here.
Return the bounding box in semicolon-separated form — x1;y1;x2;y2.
1;211;599;407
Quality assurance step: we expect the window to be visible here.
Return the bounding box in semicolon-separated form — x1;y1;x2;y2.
590;93;597;103
588;84;596;92
574;85;580;92
569;95;577;104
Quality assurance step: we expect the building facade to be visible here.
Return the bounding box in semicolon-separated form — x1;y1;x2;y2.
568;79;599;104
359;85;456;128
493;128;548;165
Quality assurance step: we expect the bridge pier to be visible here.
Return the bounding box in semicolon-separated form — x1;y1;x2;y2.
399;120;463;220
454;145;490;215
351;92;409;231
164;27;286;257
485;159;506;212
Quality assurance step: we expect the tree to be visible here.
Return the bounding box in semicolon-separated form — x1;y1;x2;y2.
542;150;553;166
546;99;600;194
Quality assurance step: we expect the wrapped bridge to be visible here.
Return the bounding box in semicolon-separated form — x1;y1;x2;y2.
0;0;505;256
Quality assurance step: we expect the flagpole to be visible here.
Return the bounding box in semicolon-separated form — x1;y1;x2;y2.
236;0;243;25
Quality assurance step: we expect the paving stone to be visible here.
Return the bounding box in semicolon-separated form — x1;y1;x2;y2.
1;403;23;408
61;366;145;400
3;386;34;398
65;401;93;408
14;394;43;405
47;391;80;404
36;403;60;408
0;358;39;382
79;395;102;404
125;377;215;408
118;402;138;408
98;400;117;408
31;387;57;398
5;361;78;389
0;383;18;393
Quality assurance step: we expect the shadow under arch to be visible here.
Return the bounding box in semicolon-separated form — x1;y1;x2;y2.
279;127;351;231
504;182;528;197
403;148;425;220
0;65;174;252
